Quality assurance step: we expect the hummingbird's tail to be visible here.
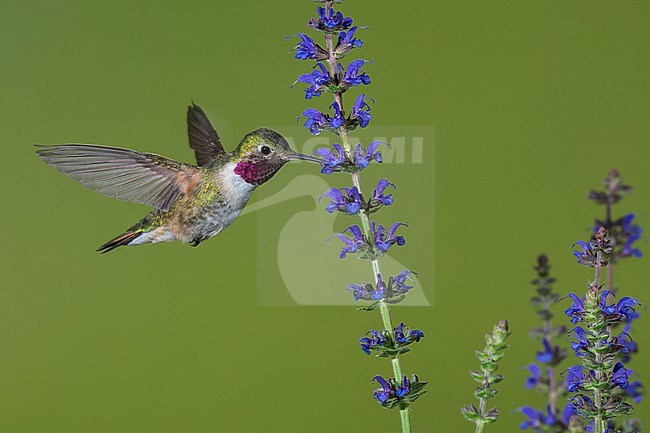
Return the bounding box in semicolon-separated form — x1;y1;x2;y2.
97;210;172;253
96;230;142;254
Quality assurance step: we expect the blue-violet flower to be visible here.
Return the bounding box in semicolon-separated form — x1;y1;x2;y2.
308;6;353;33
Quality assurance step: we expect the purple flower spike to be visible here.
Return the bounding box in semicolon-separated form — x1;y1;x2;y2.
290;1;429;420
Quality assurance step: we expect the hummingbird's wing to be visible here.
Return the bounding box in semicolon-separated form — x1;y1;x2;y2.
36;144;201;212
187;103;225;166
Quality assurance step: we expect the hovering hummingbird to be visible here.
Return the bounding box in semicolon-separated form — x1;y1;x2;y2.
37;104;322;253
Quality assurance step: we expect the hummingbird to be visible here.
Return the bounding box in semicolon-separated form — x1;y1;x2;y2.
37;103;322;253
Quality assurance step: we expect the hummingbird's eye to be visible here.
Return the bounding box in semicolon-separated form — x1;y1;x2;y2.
260;145;272;156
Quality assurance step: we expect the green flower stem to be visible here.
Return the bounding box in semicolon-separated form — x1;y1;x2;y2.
462;321;510;432
594;352;604;433
591;250;606;433
475;398;487;433
400;406;412;433
604;175;614;292
593;250;603;288
542;308;558;417
324;18;412;433
548;365;558;417
607;262;614;295
348;138;412;433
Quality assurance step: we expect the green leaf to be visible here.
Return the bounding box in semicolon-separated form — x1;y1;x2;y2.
469;370;484;383
406;388;427;404
474;387;497;400
480;361;499;372
483;407;499;423
488;374;504;385
376;396;401;410
461;404;480;422
356;303;379;311
475;350;489;362
490;353;505;362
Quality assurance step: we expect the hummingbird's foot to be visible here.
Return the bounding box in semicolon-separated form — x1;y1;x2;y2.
190;238;201;247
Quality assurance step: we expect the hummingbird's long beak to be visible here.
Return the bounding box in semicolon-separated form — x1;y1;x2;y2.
290;151;324;164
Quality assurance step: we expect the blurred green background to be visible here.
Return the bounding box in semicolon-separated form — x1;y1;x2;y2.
1;0;648;432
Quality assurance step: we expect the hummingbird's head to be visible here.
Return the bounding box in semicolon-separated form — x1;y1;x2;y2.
233;128;322;186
